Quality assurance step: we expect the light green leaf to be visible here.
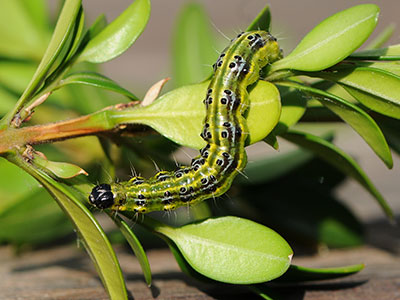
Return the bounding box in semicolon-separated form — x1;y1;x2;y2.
110;213;152;286
1;0;82;127
33;155;88;179
20;0;50;32
155;216;292;284
6;151;127;300
58;72;138;99
78;0;150;63
0;62;36;93
0;0;48;60
277;81;393;169
349;44;400;60
270;4;379;72
115;80;281;149
0;189;71;245
172;2;218;87
246;5;271;32
322;67;400;119
277;263;364;282
281;130;393;218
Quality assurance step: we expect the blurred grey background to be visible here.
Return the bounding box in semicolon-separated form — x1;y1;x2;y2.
74;1;399;222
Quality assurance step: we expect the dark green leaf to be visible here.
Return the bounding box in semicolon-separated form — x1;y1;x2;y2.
78;0;150;63
6;151;128;300
270;4;379;72
277;81;393;169
281;130;393;218
110;213;152;286
237;147;313;185
58;72;138;99
172;2;218;87
246;5;271;32
277;263;364;282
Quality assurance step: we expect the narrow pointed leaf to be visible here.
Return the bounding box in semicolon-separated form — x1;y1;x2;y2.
1;0;82;127
270;4;379;72
349;44;400;60
110;213;152;286
33;155;88;179
78;0;150;63
116;80;280;149
58;72;138;99
277;263;364;282
246;5;271;32
365;24;396;49
321;67;400;119
154;216;293;284
277;81;393;168
281;130;393;218
172;3;218;87
6;152;128;300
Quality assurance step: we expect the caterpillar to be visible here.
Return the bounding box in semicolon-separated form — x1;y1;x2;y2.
89;31;282;213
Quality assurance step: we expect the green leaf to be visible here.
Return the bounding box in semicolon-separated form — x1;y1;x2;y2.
20;0;50;32
0;189;72;245
379;117;400;155
1;0;82;127
78;0;150;63
172;2;218;87
322;67;400;119
246;5;271;32
277;263;364;282
33;155;88;179
58;72;138;99
0;0;48;60
154;216;293;284
277;81;393;169
270;4;379;72
0;61;37;93
281;130;393;219
116;80;281;149
349;44;400;60
365;23;396;50
237;147;313;185
6;151;128;300
110;213;152;286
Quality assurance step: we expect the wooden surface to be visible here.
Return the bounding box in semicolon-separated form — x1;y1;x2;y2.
1;220;400;300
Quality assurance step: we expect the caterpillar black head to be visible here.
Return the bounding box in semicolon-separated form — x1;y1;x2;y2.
89;184;114;209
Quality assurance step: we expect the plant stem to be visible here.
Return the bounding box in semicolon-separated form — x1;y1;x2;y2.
0;101;142;155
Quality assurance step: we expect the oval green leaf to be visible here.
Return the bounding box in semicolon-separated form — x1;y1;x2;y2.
278;81;393;168
172;3;218;87
281;130;393;219
32;155;88;179
58;72;138;100
156;216;293;284
270;4;379;72
116;80;281;149
78;0;150;63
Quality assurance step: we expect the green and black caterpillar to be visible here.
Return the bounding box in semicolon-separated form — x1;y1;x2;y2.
89;31;281;213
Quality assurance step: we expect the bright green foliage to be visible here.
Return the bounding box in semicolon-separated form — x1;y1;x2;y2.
155;216;293;284
270;4;379;72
